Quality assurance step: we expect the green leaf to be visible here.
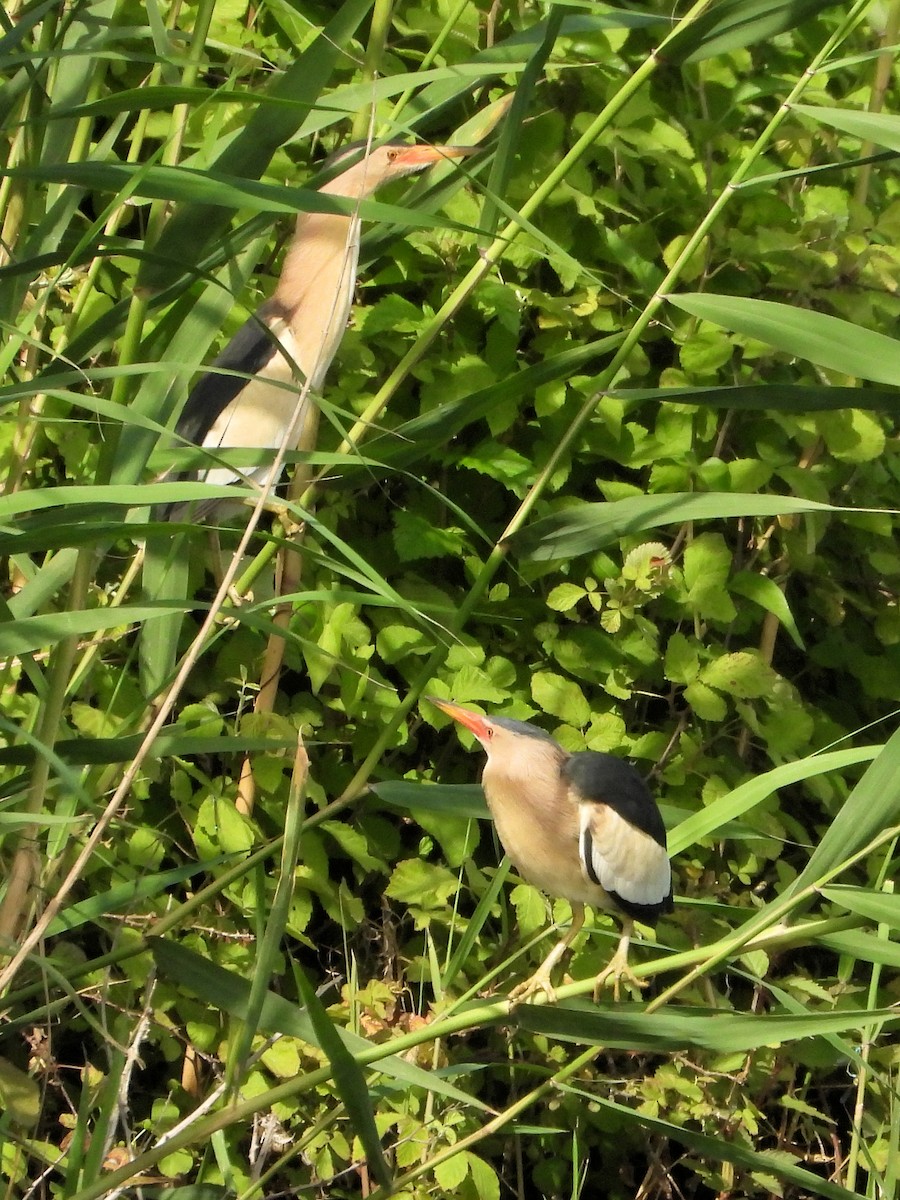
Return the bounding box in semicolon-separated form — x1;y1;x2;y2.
435;1154;470;1191
466;1153;501;1200
700;652;777;699
683;533;737;623
517;1003;900;1053
664;632;700;684
0;605;194;657
668;294;900;386
137;0;373;291
192;797;257;858
817;931;900;968
789;726;900;895
393;509;465;562
293;967;393;1190
615;383;900;415
320;820;384;873
680;326;733;375
0;1056;40;1126
817;409;886;464
684;680;728;721
545;582;586;612
384;859;461;912
730;573;805;650
531;671;591;726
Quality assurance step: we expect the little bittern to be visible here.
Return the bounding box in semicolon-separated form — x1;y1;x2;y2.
431;699;673;1002
164;140;472;518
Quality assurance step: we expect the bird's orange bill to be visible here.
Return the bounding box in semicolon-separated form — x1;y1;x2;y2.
427;696;490;739
393;144;475;169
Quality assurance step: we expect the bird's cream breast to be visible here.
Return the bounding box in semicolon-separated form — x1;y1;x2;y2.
277;212;361;390
482;754;612;910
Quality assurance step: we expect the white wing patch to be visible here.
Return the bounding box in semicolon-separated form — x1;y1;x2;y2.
203;324;313;488
578;802;671;908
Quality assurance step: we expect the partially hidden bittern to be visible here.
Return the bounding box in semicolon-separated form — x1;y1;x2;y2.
431;699;673;1002
164;141;471;518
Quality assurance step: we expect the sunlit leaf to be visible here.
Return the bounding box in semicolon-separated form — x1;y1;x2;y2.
668;294;900;385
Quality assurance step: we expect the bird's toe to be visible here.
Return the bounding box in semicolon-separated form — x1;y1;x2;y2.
509;970;557;1005
592;955;646;1003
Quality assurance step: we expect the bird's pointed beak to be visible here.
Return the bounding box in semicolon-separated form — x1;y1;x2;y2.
393;144;475;170
427;696;491;741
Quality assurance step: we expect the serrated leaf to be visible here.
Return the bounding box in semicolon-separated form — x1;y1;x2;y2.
817;409;886;464
546;582;586;611
435;1153;469;1190
683;533;737;622
509;883;549;936
531;671;590;726
320;820;384;872
466;1153;501;1200
384;859;460;910
393;509;465;562
684;680;728;721
459;441;533;491
192;796;257;858
361;294;424;335
700;652;778;698
664;632;700;684
680;326;733;375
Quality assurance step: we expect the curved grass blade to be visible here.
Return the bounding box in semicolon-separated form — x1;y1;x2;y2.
516;492;877;561
793;103;900;153
669;294;900;385
149;938;487;1110
669;747;881;856
138;0;373;292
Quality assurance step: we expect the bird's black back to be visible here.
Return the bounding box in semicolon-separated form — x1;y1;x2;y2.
563;751;667;849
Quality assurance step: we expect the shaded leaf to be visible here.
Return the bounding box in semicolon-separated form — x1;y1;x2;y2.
665;0;836;64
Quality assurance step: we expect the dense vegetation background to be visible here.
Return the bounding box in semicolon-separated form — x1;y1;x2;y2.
2;0;900;1196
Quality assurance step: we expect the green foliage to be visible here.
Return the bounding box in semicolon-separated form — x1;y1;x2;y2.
1;1;900;1198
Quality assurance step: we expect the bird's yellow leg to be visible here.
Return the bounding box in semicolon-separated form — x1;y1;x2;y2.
592;918;647;1001
509;904;585;1004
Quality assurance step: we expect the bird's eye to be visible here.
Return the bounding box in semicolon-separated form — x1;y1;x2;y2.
484;726;494;740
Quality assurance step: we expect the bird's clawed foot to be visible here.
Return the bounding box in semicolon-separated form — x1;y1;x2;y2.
592;946;646;1002
508;969;557;1005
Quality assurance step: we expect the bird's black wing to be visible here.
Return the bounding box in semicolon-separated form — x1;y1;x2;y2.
563;752;666;848
175;298;290;446
564;752;673;922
